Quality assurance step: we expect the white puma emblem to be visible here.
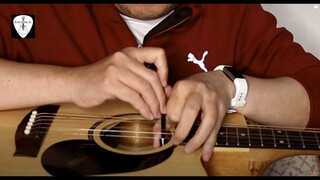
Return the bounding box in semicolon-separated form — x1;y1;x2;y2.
187;51;208;72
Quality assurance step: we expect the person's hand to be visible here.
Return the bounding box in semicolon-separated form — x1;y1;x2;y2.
68;47;168;120
166;70;235;161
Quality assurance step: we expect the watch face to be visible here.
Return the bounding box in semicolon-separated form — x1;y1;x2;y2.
223;66;244;81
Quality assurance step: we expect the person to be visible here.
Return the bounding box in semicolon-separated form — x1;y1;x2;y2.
0;3;320;171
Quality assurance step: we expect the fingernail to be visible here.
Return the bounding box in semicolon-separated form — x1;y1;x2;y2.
147;113;154;120
202;154;211;162
173;137;180;146
185;144;194;154
156;112;161;119
161;105;166;114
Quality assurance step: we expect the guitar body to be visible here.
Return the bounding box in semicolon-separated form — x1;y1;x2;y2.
0;100;319;176
0;101;208;176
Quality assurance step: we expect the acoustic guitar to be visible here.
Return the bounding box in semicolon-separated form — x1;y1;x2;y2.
0;100;319;176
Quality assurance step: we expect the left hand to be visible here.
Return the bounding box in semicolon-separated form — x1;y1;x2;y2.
165;70;235;161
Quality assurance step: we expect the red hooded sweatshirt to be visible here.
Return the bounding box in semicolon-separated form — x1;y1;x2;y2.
0;4;320;128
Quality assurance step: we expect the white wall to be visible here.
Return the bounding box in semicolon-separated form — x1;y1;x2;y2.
261;4;320;59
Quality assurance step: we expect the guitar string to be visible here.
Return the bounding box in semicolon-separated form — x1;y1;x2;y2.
32;112;320;131
29;113;320;138
26;127;320;148
26;112;173;143
25;127;320;149
23;113;320;148
28;113;320;132
31;112;320;133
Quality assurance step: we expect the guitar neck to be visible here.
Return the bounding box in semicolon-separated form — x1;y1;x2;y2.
212;125;320;150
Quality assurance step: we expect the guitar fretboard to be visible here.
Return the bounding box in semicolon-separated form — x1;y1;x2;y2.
215;126;320;150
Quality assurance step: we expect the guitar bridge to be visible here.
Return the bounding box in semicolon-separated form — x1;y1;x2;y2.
14;105;60;157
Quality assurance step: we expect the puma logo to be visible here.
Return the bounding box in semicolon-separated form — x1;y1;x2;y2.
187;51;208;72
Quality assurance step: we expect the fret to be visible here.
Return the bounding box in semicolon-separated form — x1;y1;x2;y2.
216;127;227;146
273;129;289;148
248;127;263;148
299;131;306;149
271;129;277;148
286;130;304;149
285;130;291;148
300;131;319;150
315;131;320;149
258;127;263;147
225;127;229;146
236;128;239;146
225;127;237;146
247;127;251;147
216;127;250;147
259;128;276;148
216;125;320;150
237;127;250;147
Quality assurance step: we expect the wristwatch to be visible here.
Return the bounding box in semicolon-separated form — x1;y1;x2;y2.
213;65;248;113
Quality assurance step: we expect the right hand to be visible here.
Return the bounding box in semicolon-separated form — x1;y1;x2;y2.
68;47;168;120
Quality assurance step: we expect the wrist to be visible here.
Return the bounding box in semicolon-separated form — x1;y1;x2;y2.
62;67;81;104
215;70;236;103
214;65;248;113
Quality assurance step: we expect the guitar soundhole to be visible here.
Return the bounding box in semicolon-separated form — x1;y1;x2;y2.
42;118;174;175
100;120;170;153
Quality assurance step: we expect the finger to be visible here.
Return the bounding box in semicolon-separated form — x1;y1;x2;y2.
110;81;154;120
141;48;168;87
124;47;168;87
166;82;189;123
143;70;167;115
119;68;162;118
153;116;173;148
118;57;166;116
123;47;168;114
173;93;202;146
199;103;225;161
184;101;216;154
164;85;172;98
153;122;162;148
201;127;218;162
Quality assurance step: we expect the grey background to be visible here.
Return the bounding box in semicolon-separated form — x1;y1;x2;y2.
261;4;320;59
